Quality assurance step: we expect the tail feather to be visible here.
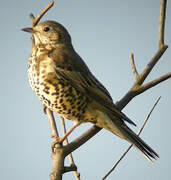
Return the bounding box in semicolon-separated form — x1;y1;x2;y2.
123;126;159;163
94;110;159;163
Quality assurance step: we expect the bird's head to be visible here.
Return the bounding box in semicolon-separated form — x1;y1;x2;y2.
22;21;72;47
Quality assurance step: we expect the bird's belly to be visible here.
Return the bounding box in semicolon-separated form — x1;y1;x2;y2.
28;66;90;122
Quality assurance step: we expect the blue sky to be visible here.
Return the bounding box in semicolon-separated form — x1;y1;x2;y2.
1;0;171;179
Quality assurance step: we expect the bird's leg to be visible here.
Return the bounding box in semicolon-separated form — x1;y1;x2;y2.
59;122;79;142
51;122;80;152
42;104;47;114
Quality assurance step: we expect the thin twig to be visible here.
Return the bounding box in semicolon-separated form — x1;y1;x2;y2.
135;0;168;85
102;96;161;180
60;117;80;180
137;96;161;134
140;72;171;93
46;108;59;140
30;0;54;27
129;53;139;80
139;0;168;84
158;0;167;47
139;45;168;85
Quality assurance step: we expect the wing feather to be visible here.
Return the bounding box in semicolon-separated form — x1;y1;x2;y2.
50;48;136;126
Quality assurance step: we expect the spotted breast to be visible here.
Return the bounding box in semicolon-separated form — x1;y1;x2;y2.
27;45;91;122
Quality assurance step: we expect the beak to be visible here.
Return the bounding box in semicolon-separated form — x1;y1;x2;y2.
21;27;35;33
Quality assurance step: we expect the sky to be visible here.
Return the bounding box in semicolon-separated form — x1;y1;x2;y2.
1;0;171;180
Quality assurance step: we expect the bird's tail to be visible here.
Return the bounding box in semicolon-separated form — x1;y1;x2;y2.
118;125;159;163
93;110;159;163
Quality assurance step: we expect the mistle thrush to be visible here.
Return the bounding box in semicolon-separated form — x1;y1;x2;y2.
22;20;159;162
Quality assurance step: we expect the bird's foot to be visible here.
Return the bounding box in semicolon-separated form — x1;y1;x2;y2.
51;135;69;152
51;136;63;153
51;122;80;152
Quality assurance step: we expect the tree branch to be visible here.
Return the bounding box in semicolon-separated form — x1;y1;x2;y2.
140;72;171;93
60;117;80;180
117;0;169;110
45;108;64;180
138;45;168;85
129;53;139;80
49;146;65;180
159;0;167;47
30;0;54;27
46;108;59;139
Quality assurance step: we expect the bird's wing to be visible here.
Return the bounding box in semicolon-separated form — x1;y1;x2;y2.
50;48;136;126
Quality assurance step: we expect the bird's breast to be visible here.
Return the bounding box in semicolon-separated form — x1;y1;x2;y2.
27;49;91;122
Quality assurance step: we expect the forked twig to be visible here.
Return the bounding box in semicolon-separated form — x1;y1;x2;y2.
118;0;169;110
30;0;54;27
102;96;161;180
129;53;139;80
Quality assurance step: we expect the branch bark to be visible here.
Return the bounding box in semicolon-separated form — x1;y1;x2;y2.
46;108;59;139
45;109;64;180
60;117;80;180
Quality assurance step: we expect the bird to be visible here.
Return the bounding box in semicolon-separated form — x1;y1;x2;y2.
22;20;159;163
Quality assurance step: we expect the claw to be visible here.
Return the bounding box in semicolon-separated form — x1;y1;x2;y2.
51;137;62;152
51;122;80;152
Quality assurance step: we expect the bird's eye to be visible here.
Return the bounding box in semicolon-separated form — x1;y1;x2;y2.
43;27;50;32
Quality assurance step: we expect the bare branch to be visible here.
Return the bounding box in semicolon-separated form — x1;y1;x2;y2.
50;146;65;180
30;0;54;27
158;0;167;47
139;45;168;85
137;96;161;134
129;53;139;80
136;0;168;84
46;108;59;139
118;0;169;110
102;96;161;180
60;117;67;144
140;72;171;93
45;109;64;180
60;117;80;180
133;0;168;85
